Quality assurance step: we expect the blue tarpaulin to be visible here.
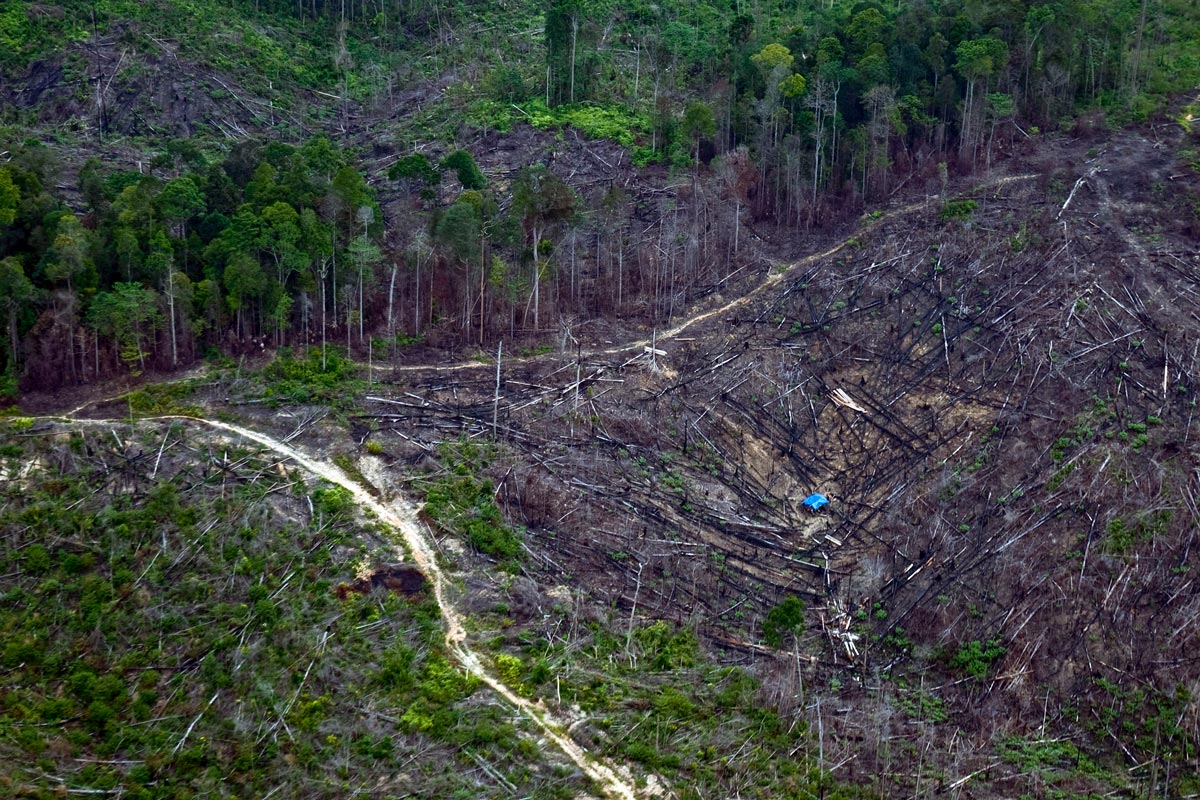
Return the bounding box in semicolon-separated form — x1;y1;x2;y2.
802;493;830;510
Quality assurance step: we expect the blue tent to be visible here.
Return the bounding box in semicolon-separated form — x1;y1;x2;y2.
802;493;830;511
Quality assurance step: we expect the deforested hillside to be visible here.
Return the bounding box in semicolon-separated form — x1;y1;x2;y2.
345;118;1200;797
4;0;1200;797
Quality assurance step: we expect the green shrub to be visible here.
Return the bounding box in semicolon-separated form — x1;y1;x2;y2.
940;199;978;221
519;99;650;148
635;621;697;670
440;150;486;190
761;595;806;648
261;346;363;407
421;441;521;561
485;65;527;103
653;686;697;719
631;145;664;167
125;381;203;417
949;638;1006;679
313;485;354;518
388;153;440;185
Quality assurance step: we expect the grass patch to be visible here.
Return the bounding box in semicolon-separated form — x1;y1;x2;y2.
419;438;522;564
257;346;364;409
0;419;582;798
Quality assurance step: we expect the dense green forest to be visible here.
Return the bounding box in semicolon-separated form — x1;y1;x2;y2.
1;0;1197;395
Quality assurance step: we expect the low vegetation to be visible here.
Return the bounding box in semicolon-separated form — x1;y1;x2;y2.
0;419;588;798
418;438;524;564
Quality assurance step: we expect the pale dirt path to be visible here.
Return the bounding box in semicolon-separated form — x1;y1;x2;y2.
385;172;1040;373
41;413;643;800
33;172;1042;795
56;173;1040;419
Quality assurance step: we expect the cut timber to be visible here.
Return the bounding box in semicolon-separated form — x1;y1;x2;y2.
829;388;868;414
1056;171;1093;220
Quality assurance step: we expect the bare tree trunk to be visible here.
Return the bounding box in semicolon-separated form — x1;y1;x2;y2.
492;340;502;440
532;223;543;330
330;231;338;328
387;262;397;359
475;241;480;347
633;41;640;104
165;267;177;367
413;249;421;334
1131;0;1149;93
570;15;578;103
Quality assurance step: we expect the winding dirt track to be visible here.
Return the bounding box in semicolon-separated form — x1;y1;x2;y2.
41;171;1041;797
385;172;1039;373
47;414;641;800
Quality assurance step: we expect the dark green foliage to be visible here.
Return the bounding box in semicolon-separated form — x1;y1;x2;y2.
635;620;698;670
0;134;385;393
485;65;529;103
892;683;948;723
313;484;355;518
424;473;521;560
388;153;441;186
124;380;204;417
939;199;978;221
544;0;596;106
1093;681;1196;766
258;346;363;407
419;439;522;562
999;736;1101;777
948;637;1006;679
1104;509;1173;555
440;150;487;190
88;283;162;373
761;595;806;648
434;200;482;265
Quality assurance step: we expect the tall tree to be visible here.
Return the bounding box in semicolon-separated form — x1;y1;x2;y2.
682;101;718;168
158;176;205;239
955;37;1009;164
512;165;576;331
145;229;184;367
435;199;481;337
224;252;267;339
44;213;95;293
299;208;333;348
348;205;381;345
0;257;36;384
89;282;160;374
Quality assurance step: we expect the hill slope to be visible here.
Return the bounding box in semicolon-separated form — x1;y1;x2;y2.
348;117;1200;797
3;0;1200;796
